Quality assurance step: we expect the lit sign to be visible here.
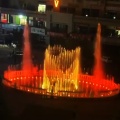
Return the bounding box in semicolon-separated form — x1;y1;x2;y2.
54;0;59;8
31;27;45;35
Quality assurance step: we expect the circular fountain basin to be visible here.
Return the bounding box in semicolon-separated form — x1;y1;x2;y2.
3;70;119;99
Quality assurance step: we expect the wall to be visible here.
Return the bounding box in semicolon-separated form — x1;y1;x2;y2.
9;0;19;8
19;0;38;8
46;11;73;33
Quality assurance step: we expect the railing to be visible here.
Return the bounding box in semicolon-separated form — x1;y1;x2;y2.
1;7;120;26
102;37;120;46
0;7;46;17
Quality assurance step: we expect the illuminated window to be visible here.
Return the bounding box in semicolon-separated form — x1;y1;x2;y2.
1;13;8;23
29;17;33;26
20;18;27;25
19;15;27;25
38;4;46;13
116;29;120;36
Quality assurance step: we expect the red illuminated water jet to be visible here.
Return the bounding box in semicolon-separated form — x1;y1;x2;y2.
93;23;105;80
2;23;119;98
22;24;33;71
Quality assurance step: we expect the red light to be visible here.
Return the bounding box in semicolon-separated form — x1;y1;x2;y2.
1;19;7;23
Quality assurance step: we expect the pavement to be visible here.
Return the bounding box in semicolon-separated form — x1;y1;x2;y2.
0;45;76;120
0;46;13;119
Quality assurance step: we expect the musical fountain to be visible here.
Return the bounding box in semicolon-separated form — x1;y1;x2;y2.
2;23;119;98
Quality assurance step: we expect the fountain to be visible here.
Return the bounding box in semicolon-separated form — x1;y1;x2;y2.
42;45;80;94
93;23;105;80
2;23;119;98
22;24;33;71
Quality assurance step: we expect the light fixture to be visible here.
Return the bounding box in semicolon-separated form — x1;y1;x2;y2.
113;16;116;19
19;15;23;18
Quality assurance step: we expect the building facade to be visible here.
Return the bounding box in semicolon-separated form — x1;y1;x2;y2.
1;0;120;37
43;0;120;36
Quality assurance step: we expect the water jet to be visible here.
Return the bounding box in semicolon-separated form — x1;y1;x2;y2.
3;23;119;98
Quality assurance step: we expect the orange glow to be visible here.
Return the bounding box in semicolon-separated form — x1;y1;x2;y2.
93;23;105;80
22;24;33;72
3;58;119;98
2;23;119;98
54;0;59;8
42;45;80;93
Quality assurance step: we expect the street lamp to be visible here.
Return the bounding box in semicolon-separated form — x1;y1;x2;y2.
19;15;23;18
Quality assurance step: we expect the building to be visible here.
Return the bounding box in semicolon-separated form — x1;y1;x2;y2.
0;0;47;45
1;0;120;39
41;0;120;37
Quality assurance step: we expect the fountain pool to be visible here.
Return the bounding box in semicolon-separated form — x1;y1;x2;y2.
2;23;119;98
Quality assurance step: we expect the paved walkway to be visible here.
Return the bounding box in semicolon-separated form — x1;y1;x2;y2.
0;46;13;75
0;46;13;119
0;45;120;120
